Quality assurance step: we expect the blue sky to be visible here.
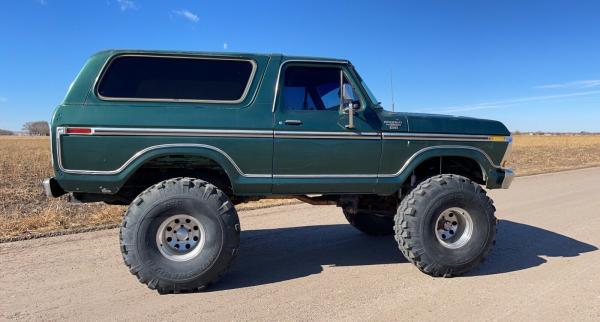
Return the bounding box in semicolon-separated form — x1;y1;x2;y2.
1;0;599;132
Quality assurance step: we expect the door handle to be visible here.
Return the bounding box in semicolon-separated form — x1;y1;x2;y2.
284;120;303;126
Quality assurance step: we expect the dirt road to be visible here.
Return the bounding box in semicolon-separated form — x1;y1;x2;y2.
1;168;599;321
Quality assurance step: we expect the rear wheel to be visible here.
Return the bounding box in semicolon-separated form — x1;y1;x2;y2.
343;209;394;235
120;177;240;294
394;174;496;277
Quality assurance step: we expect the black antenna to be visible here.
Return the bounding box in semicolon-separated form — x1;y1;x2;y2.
390;68;395;112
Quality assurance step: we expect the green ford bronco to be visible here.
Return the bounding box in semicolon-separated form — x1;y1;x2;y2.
44;50;514;293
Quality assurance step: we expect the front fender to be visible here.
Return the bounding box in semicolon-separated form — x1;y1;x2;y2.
377;145;503;194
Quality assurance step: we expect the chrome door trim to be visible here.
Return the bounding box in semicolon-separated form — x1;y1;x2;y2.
274;131;380;140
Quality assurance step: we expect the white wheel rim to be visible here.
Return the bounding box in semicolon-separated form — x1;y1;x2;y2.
156;214;206;261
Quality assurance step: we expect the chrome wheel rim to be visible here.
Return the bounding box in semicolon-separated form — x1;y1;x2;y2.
156;214;205;261
434;207;473;249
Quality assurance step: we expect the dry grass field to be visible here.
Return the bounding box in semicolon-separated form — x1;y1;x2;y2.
1;134;599;238
508;134;600;175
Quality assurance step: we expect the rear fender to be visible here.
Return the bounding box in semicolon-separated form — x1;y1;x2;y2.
55;144;263;194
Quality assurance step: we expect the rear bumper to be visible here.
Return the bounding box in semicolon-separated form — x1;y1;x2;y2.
42;177;66;198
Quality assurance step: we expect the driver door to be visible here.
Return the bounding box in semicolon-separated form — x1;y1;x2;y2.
272;62;382;193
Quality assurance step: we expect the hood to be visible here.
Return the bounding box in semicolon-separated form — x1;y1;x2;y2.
377;110;510;136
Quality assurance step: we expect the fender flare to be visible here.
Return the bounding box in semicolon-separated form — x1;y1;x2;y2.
57;144;270;193
379;145;499;187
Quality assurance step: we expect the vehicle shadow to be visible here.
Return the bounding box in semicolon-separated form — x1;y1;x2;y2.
467;219;598;276
211;220;597;291
212;224;403;291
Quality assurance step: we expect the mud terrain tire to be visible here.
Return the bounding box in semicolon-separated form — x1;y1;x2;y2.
120;177;240;293
394;174;496;277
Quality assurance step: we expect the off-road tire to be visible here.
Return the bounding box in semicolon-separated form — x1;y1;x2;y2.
394;174;496;277
343;209;394;235
119;177;240;294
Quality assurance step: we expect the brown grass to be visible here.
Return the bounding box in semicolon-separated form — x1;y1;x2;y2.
507;135;600;176
1;134;600;238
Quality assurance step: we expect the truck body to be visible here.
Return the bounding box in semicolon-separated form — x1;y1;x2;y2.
43;50;514;293
45;50;513;202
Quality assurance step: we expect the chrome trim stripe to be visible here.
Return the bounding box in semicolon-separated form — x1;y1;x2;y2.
274;174;378;179
378;145;502;178
55;127;270;177
382;132;503;142
65;128;383;140
56;126;506;178
274;131;379;140
62;127;508;142
272;59;349;113
91;127;273;138
94;54;258;104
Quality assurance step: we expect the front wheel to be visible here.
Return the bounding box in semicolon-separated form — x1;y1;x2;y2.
394;174;497;277
119;177;240;294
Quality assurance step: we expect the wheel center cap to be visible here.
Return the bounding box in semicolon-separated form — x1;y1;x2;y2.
176;227;189;240
444;221;453;230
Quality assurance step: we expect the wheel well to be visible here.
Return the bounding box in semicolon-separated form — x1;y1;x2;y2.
409;156;485;187
115;154;233;203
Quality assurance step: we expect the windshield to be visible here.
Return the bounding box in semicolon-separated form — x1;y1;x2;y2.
351;65;380;106
360;80;379;105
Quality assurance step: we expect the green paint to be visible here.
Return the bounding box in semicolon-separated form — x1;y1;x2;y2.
50;50;512;196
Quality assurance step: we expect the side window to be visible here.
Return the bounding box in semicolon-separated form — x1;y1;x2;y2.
282;66;359;111
97;55;255;102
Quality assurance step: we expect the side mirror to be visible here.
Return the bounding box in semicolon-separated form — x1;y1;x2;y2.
340;80;358;129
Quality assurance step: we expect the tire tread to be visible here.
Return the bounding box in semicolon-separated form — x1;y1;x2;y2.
119;177;240;294
394;174;497;277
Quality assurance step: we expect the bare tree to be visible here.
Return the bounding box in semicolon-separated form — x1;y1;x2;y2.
22;121;50;136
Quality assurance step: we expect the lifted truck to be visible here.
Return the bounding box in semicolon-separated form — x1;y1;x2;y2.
44;50;514;293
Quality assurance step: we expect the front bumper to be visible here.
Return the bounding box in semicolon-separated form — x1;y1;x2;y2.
42;177;66;198
501;168;515;189
486;167;515;189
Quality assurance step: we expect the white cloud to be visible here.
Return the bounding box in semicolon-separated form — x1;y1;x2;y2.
536;80;600;89
223;42;228;50
172;9;199;23
117;0;137;11
429;90;600;113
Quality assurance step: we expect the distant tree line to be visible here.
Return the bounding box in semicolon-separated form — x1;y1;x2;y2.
22;121;50;136
0;129;13;135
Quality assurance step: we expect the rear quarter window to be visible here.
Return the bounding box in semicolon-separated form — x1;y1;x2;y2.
96;55;256;102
